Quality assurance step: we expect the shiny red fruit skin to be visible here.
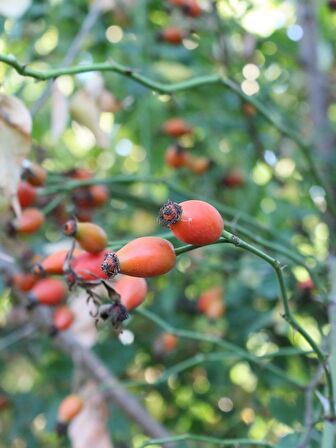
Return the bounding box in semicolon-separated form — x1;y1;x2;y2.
76;222;107;253
53;306;74;331
159;27;184;45
57;395;83;423
162;118;192;137
197;286;225;318
90;185;109;207
33;249;81;276
12;208;44;234
298;279;314;291
71;250;109;281
117;237;176;278
168;200;224;245
113;275;148;310
183;0;202;17
13;273;38;292
17;181;37;208
222;170;245;188
28;278;68;306
165;145;190;168
22;162;47;186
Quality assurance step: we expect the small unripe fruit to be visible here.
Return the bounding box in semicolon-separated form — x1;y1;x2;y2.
198;286;225;319
113;275;148;311
157;27;185;45
9;208;44;235
32;249;81;277
242;102;256;117
165;144;190;168
183;0;202;17
154;332;179;357
75;207;93;223
222;170;245;188
162;118;193;137
159;199;224;245
161;333;179;351
187;156;211;175
101;237;176;279
168;0;185;6
0;395;10;412
17;181;37;208
66;167;92;180
63;220;108;253
50;306;75;336
12;272;38;292
298;279;314;291
56;394;83;435
72;185;109;209
89;185;109;207
70;250;109;282
27;278;68;309
22;161;47;186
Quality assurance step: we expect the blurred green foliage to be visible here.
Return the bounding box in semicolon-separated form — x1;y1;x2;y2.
1;0;336;447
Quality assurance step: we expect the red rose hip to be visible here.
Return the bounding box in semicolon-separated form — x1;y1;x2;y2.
159;199;224;245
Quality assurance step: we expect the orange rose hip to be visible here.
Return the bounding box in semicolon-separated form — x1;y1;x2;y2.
101;237;176;279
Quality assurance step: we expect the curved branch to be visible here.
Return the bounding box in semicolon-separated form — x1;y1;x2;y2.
174;230;335;420
1;53;335;216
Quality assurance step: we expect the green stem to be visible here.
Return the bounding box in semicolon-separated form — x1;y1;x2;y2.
322;257;336;446
40;175;324;288
1;54;334;217
140;434;274;447
172;230;335;419
137;308;305;389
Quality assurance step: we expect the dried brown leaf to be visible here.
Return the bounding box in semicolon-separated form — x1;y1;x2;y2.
69;291;98;348
0;94;32;215
69;381;113;448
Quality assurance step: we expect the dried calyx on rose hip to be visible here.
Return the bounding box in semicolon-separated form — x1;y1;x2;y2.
101;236;176;279
63;219;107;253
55;394;83;436
158;199;224;245
21;160;47;186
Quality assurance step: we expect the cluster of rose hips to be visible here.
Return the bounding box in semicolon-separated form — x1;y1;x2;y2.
6;159;227;437
163;118;212;175
157;0;202;46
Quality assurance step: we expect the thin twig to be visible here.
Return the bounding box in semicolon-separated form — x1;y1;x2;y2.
30;0;104;116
